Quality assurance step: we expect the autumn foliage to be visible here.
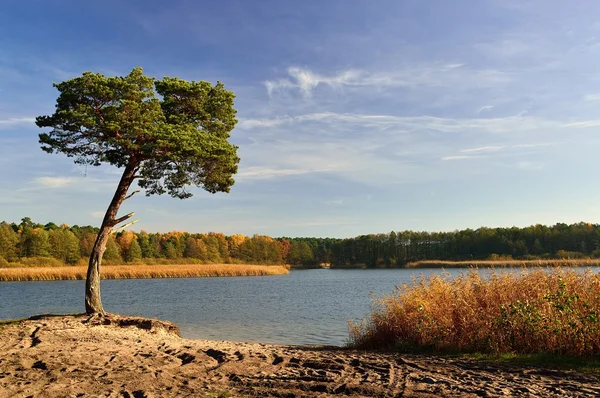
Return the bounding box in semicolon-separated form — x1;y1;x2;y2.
0;218;312;267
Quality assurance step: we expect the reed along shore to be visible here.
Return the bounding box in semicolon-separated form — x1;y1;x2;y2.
0;263;289;281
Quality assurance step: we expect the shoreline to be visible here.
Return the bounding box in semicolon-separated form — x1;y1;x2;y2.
1;315;599;397
330;258;600;269
2;260;598;282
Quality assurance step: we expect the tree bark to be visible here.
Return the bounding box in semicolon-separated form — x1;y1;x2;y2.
85;161;138;314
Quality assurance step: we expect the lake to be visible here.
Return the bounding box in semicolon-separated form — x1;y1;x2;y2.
1;267;598;346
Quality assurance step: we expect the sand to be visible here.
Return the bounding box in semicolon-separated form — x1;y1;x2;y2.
0;314;599;397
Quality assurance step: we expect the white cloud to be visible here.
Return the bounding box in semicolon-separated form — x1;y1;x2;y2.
236;107;577;187
440;142;557;164
441;63;465;71
264;65;513;98
512;142;556;149
265;67;363;97
90;211;105;218
461;146;504;153
441;155;476;161
240;112;557;134
583;93;600;101
34;176;76;188
477;105;494;114
237;118;287;129
0;117;36;129
237;166;335;180
562;120;600;128
517;161;544;170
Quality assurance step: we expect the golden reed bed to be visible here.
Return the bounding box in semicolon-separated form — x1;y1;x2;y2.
350;268;600;356
406;259;600;268
0;264;289;281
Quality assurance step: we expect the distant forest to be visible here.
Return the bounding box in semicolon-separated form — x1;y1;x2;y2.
1;218;599;267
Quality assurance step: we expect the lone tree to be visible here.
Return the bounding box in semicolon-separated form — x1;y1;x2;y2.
36;67;239;315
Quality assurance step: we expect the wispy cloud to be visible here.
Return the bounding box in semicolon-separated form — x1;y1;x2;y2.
237;118;287;129
562;120;600;128
34;176;75;188
441;155;478;161
477;105;494;114
265;67;362;98
264;65;512;98
237;166;335;180
461;146;504;153
512;142;557;149
517;161;544;170
583;93;600;101
239;112;557;134
442;142;558;163
441;63;465;71
237;107;575;189
0;117;35;129
26;174;117;194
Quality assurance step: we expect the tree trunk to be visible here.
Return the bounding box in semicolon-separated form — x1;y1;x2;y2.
85;161;138;315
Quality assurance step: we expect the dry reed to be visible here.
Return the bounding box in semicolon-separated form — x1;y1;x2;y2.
406;259;600;268
0;264;289;281
350;268;600;357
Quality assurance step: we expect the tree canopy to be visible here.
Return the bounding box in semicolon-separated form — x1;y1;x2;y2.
36;67;239;198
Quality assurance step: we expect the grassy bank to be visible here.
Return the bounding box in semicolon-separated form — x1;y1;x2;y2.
0;264;289;281
406;259;600;268
349;268;600;357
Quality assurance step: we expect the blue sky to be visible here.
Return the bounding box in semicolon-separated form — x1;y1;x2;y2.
1;0;600;238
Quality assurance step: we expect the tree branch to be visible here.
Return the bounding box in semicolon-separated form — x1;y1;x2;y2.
124;190;140;201
111;212;135;227
113;219;140;233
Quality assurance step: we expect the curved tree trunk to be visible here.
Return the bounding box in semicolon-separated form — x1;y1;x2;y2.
85;161;138;314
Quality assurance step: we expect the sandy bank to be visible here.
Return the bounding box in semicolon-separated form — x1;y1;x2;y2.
0;315;599;397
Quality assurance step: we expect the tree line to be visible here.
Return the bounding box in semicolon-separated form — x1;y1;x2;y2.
0;217;340;266
2;218;599;267
329;222;600;267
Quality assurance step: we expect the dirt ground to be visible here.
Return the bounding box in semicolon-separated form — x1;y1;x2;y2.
0;315;599;397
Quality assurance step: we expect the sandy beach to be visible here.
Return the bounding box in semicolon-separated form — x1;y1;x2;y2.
1;315;599;397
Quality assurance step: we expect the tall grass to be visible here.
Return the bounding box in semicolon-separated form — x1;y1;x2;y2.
406;259;600;268
0;264;288;281
349;268;600;357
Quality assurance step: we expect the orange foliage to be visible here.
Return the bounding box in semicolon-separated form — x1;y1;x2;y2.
279;239;291;260
116;230;137;252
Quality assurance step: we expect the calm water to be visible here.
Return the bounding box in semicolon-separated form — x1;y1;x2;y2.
1;268;598;346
